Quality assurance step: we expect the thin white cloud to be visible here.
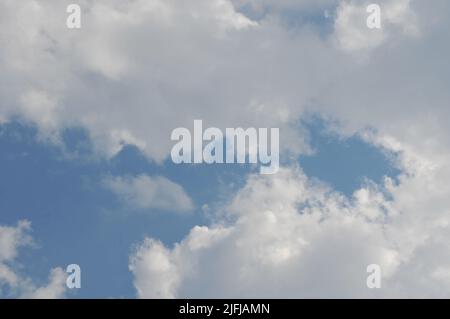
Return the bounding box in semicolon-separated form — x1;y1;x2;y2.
20;268;68;299
104;174;194;213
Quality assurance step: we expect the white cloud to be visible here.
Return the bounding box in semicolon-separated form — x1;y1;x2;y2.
20;268;68;299
129;159;450;298
130;238;182;298
0;220;33;289
0;0;439;165
129;168;393;298
104;174;194;213
0;220;32;264
0;0;312;160
0;221;67;299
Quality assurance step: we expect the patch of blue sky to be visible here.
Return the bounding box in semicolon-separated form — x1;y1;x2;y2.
235;3;337;37
298;118;401;197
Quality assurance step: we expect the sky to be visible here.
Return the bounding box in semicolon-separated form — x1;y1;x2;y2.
1;0;450;298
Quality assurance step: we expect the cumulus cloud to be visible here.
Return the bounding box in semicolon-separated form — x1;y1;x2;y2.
129;157;450;298
0;0;316;160
0;0;446;166
0;221;67;299
104;174;194;213
129;168;389;298
0;0;441;146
